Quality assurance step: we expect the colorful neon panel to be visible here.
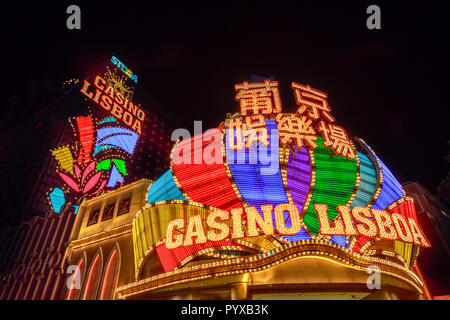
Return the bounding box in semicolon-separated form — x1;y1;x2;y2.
287;146;312;212
83;171;102;193
225;120;288;209
49;188;65;213
96;127;139;155
98;117;117;125
372;156;405;210
147;170;186;204
97;159;111;171
51;147;74;175
329;234;348;247
351;152;378;208
225;120;312;241
391;199;419;266
330;151;377;247
284;145;312;241
112;159;127;175
93;145;116;156
302;136;358;236
58;172;80;192
107;164;124;188
172;130;242;210
76;117;94;165
155;241;242;272
351;143;405;252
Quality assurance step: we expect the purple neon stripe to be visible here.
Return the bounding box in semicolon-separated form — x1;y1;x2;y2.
287;146;312;213
283;145;312;241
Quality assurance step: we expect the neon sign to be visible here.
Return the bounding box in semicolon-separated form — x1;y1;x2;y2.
110;56;138;84
80;75;145;134
48;115;140;213
141;79;430;272
164;203;431;249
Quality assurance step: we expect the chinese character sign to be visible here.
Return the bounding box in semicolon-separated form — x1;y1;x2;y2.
228;80;356;159
235;80;282;116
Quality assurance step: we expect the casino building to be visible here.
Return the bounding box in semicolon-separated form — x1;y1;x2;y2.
0;79;443;300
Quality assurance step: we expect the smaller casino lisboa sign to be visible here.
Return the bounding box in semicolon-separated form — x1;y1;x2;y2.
80;75;145;134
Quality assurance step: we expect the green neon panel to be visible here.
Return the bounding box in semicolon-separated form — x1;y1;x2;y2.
303;136;358;235
96;159;111;171
112;159;127;176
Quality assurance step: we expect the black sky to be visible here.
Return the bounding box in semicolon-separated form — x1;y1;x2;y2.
0;1;449;202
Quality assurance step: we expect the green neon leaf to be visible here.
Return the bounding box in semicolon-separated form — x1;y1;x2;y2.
97;159;111;171
302;137;358;236
112;159;127;176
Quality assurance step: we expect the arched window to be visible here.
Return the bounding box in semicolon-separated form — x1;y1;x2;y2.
81;249;102;300
99;245;120;300
66;255;85;300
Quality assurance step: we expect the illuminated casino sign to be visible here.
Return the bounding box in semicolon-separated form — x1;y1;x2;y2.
165;203;430;249
138;79;431;275
111;56;138;84
80;75;145;134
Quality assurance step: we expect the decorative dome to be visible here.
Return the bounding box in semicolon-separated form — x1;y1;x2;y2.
139;81;426;274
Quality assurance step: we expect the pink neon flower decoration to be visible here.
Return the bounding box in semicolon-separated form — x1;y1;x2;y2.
82;171;102;193
58;172;80;192
74;164;82;179
58;161;106;196
81;161;96;185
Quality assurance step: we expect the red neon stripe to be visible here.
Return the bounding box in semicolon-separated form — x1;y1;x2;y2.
167;129;245;271
76;117;94;165
172;129;242;211
155;241;242;272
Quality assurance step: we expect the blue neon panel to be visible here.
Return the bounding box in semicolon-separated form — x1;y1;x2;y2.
226;120;287;207
49;188;65;214
148;170;186;204
372;156;404;210
93;144;116;156
96;127;139;155
225;120;310;241
330;235;348;247
107;164;124;188
351;152;378;208
98;117;117;125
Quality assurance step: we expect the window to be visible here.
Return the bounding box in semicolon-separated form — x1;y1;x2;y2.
117;197;131;216
99;246;119;300
87;208;100;226
102;203;115;221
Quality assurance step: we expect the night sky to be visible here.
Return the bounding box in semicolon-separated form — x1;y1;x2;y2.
0;1;448;224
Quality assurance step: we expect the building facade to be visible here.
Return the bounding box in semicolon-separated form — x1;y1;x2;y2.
1;79;445;300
